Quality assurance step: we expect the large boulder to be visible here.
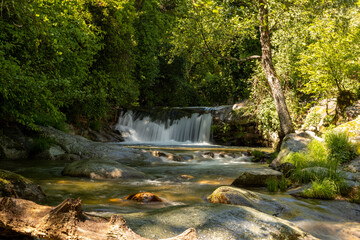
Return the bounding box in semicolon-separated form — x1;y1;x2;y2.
207;186;290;217
123;203;311;240
61;158;146;180
39;126;149;164
270;131;322;169
231;168;282;187
0;169;45;202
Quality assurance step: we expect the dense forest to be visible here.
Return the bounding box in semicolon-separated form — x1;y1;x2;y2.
1;0;360;131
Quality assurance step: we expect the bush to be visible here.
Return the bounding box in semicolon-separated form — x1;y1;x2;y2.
325;131;357;164
278;177;289;192
301;179;337;200
266;177;279;192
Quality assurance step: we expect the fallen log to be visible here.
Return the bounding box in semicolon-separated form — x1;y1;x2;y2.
0;197;198;240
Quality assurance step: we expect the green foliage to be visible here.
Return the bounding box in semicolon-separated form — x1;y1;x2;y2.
325;131;357;164
266;177;279;192
301;179;337;200
255;98;280;141
89;121;102;131
278;177;289;192
30;136;56;155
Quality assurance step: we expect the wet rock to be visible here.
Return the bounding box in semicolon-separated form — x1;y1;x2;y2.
55;153;81;162
270;131;322;169
231;168;282;187
151;151;168;158
202;152;214;158
218;152;226;158
0;169;45;202
207;186;291;217
61;158;146;180
0;133;28;160
178;175;194;180
123;203;310;240
124;192;163;203
167;154;185;162
225;152;236;158
279;162;296;178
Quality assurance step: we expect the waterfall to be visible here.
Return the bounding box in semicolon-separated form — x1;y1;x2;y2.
115;110;213;143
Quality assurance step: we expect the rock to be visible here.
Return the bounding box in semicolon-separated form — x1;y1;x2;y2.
61;158;146;180
35;145;66;160
231;168;282;187
0;169;45;202
270;131;322;169
207;186;290;217
0;133;28;160
279;162;296;178
151;151;168;158
202;152;214;158
344;156;360;173
178;175;194;180
55;153;81;162
124;192;163;203
218;152;226;158
333;116;360;141
122;203;311;240
39;126;147;163
339;180;359;197
167;154;185;162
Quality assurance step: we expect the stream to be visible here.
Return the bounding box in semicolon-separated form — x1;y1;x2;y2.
1;144;360;240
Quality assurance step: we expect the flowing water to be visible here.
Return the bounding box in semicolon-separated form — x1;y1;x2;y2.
1;110;359;239
2;146;359;240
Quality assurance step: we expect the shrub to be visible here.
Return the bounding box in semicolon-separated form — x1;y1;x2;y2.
307;140;328;167
325;131;357;164
301;179;337;200
278;177;289;192
284;152;309;169
266;177;279;192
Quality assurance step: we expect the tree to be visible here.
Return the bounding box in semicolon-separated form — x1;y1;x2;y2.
258;0;294;138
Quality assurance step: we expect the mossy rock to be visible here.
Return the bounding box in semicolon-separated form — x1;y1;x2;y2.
0;169;45;202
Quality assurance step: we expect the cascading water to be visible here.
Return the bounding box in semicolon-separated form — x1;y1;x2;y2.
115;110;213;143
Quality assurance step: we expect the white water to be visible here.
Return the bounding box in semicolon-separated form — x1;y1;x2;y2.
115;110;213;144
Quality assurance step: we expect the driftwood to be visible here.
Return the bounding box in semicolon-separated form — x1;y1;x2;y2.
0;197;198;240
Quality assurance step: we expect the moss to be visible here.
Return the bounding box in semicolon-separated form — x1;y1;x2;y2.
0;169;32;185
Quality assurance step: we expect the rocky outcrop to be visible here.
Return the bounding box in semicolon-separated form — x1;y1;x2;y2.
61;158;146;180
270;131;323;169
207;186;290;217
231;168;282;187
0;169;45;202
123;203;311;240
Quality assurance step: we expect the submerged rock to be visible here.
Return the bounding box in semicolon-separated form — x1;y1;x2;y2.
231;168;282;187
123;203;311;240
202;152;215;158
0;169;45;202
124;192;163;203
207;186;290;217
61;158;146;180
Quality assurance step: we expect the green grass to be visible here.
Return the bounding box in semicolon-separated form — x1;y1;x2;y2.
278;176;289;192
325;131;357;165
266;177;279;192
301;179;337;200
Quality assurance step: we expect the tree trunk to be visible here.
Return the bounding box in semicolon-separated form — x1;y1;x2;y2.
0;197;198;240
258;0;294;140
